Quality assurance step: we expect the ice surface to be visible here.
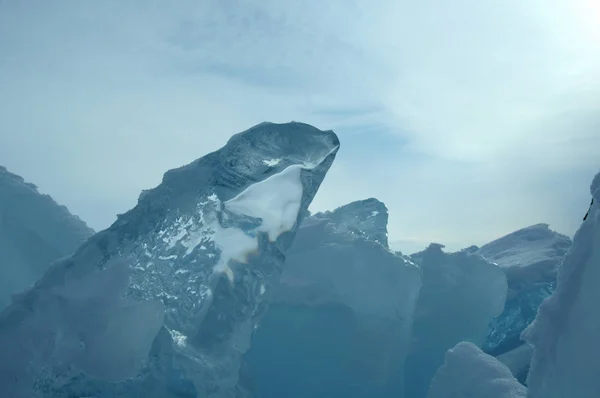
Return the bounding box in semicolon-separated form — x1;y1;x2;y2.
405;243;508;398
478;224;571;272
0;166;93;309
0;122;339;398
427;341;527;398
243;198;421;398
478;224;571;356
523;171;600;398
497;343;533;384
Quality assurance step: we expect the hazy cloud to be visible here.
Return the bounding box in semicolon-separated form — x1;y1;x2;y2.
1;0;599;252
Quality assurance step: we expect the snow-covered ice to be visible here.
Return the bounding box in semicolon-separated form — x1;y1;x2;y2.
523;171;600;398
427;341;526;398
497;343;534;384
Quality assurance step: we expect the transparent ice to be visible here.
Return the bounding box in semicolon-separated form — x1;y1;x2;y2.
0;122;339;398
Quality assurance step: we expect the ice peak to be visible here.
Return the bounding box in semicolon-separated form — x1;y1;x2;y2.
1;165;39;191
492;223;553;241
477;223;571;270
0;165;93;236
410;243;446;262
0;166;94;311
426;242;446;251
311;198;389;248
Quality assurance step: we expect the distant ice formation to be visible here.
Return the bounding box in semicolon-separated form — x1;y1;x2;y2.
478;224;571;356
0;166;93;309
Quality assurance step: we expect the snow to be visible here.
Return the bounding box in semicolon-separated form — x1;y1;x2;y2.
210;222;260;278
213;164;305;280
213;153;341;282
225;164;303;242
523;171;600;398
167;328;188;348
262;158;281;166
427;342;527;398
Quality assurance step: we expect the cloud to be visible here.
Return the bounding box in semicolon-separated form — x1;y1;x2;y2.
0;0;599;251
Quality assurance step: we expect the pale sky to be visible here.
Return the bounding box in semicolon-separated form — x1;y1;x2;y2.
1;1;599;254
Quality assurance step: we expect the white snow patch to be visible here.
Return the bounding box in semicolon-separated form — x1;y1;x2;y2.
427;342;526;398
166;228;188;249
211;225;259;274
168;328;188;348
210;141;339;283
225;165;304;242
211;164;305;281
165;193;218;257
262;158;281;167
158;255;178;261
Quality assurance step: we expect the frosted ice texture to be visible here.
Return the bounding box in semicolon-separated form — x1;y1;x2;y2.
308;198;390;248
243;198;421;398
427;341;527;398
0;122;339;398
405;244;508;398
523;171;600;398
497;343;534;384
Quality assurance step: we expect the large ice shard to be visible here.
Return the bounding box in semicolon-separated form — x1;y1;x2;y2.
243;198;422;398
427;342;526;398
405;244;507;398
523;171;600;398
478;224;571;356
0;122;339;398
0;166;93;309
